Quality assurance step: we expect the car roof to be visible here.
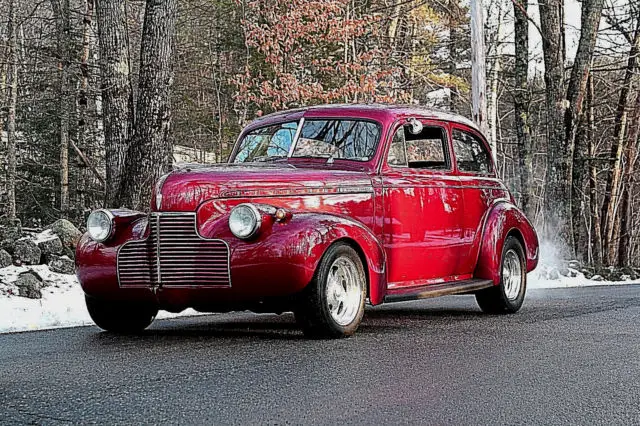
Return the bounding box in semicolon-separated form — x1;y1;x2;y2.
245;104;484;137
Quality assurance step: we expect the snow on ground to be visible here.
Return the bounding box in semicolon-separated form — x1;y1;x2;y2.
0;239;639;333
0;265;204;334
528;270;640;289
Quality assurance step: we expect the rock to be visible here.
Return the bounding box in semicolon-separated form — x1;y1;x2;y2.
0;239;14;254
620;267;638;280
15;271;44;299
48;254;75;275
36;231;63;259
13;239;42;265
0;218;22;239
547;268;560;280
48;219;82;252
591;274;604;282
568;260;581;270
558;266;571;277
0;249;11;268
62;246;75;260
581;267;595;279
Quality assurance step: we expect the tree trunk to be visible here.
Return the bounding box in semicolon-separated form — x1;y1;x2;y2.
51;0;73;217
4;0;18;221
563;0;603;150
586;76;602;265
600;21;640;264
564;0;604;250
117;0;178;210
539;0;572;253
617;85;640;266
77;0;96;207
470;0;488;138
513;0;534;220
95;0;134;207
448;0;460;113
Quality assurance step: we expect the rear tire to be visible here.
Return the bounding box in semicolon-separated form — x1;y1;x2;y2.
85;296;158;333
476;236;526;314
294;243;366;338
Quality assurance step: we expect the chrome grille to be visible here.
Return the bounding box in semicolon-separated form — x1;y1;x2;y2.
117;213;230;287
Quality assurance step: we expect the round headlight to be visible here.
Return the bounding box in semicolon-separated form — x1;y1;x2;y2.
229;204;261;239
87;209;114;243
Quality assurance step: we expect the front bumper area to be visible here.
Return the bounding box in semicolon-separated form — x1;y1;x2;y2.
76;211;315;312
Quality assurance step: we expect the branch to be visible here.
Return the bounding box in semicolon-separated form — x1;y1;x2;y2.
70;139;106;186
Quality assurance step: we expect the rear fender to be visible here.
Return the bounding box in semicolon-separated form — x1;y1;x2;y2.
474;202;539;284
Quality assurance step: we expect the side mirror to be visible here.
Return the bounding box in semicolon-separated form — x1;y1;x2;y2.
407;117;423;135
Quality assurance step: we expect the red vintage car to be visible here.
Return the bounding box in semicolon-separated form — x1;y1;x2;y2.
76;104;539;338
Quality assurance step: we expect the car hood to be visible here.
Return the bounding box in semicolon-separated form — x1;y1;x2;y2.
156;164;373;211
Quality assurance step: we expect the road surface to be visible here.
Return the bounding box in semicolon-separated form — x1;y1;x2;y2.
1;285;639;425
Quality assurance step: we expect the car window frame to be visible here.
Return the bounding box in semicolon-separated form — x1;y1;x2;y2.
228;120;301;163
290;117;383;163
382;119;453;175
449;124;496;177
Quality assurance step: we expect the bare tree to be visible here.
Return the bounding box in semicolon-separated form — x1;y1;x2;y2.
95;0;134;207
117;0;178;210
50;0;73;217
618;88;640;266
600;20;640;264
565;0;604;253
4;0;18;221
539;0;571;251
512;0;534;219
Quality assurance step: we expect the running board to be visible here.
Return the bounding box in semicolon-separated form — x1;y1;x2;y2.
384;279;494;303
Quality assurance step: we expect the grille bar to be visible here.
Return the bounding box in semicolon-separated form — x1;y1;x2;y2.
117;213;231;288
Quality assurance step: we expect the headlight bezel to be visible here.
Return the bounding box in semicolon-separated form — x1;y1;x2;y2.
228;203;262;240
87;209;115;243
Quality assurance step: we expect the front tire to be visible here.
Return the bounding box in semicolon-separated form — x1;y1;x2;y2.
294;243;366;338
85;296;158;333
475;236;526;314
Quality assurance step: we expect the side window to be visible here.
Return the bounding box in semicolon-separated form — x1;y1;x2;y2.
387;124;449;169
387;128;407;166
452;129;493;174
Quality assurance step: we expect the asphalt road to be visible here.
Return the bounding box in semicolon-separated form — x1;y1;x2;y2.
1;285;640;425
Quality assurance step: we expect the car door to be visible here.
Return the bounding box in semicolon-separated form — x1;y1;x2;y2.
381;119;465;288
449;124;511;275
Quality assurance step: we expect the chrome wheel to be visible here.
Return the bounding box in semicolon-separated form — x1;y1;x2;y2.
326;257;363;326
502;249;523;301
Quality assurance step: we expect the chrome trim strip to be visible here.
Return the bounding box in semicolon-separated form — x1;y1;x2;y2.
287;117;305;158
219;186;374;198
116;212;231;289
155;214;161;287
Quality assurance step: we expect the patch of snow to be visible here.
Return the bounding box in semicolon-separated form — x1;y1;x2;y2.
528;270;640;289
32;229;57;243
0;265;92;333
0;265;205;334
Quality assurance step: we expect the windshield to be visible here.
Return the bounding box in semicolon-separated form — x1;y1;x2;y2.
292;119;380;161
231;122;298;163
231;119;381;163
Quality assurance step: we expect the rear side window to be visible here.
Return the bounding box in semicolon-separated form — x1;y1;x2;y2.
387;125;450;170
452;129;493;174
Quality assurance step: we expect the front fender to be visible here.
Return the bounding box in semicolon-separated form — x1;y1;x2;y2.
474;202;539;284
287;213;387;305
75;210;155;302
202;211;387;305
